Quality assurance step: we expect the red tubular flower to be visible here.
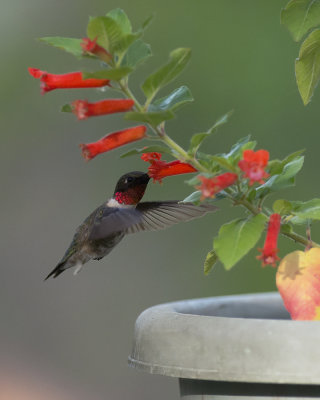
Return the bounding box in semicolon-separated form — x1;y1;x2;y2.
72;99;134;120
80;125;147;160
148;160;197;183
28;68;110;94
238;149;269;185
141;152;162;162
141;152;197;183
257;213;281;267
81;37;112;63
196;173;238;199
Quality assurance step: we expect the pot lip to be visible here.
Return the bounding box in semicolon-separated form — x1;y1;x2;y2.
129;292;320;384
136;292;292;323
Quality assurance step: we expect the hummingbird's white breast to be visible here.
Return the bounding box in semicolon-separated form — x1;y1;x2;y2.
106;198;136;208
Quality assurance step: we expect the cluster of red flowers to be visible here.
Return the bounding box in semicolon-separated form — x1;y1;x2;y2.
238;149;269;185
28;38;145;160
196;173;238;199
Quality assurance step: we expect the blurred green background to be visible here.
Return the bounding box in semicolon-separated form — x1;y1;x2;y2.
1;0;318;398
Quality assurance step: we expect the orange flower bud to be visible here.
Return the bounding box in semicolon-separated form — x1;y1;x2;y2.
80;126;147;160
28;68;109;94
257;213;281;267
72;99;134;120
81;37;112;63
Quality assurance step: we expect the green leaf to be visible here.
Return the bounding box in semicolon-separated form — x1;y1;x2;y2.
195;152;213;161
208;110;233;132
189;111;233;154
87;16;139;55
268;150;305;176
87;16;115;50
268;160;283;176
255;156;304;198
183;191;202;203
185;175;202;186
240;141;257;153
281;0;320;42
282;149;305;164
39;37;88;58
101;10;142;57
214;214;267;270
273;199;293;215
204;250;219;275
281;223;294;234
107;8;132;33
189;133;207;151
120;145;172;158
82;66;132;81
209;156;237;172
142;48;191;100
215;136;256;168
149;86;193;112
224;135;252;159
266;156;305;190
290;215;309;224
291;198;320;219
121;40;152;68
61;104;72;113
184;190;227;204
141;14;154;30
125;110;174;126
247;188;257;202
296;29;320;105
213;191;228;201
113;32;141;54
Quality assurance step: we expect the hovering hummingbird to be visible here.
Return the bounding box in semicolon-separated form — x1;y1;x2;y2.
45;171;217;279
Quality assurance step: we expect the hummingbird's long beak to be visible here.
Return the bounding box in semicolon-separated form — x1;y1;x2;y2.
140;173;150;184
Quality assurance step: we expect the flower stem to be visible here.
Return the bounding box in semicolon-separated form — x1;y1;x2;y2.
281;229;319;248
118;81;143;112
161;133;207;172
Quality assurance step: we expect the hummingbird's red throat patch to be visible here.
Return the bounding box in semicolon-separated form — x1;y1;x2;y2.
114;185;146;205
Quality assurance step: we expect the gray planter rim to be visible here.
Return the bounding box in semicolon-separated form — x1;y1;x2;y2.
129;292;320;385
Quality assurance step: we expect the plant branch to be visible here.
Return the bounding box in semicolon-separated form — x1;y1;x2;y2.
118;79;320;251
281;229;319;248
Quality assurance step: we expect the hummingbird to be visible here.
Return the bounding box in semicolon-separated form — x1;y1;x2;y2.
45;171;217;279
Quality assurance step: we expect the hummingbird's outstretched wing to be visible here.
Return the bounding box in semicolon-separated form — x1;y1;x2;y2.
89;202;217;240
126;202;217;233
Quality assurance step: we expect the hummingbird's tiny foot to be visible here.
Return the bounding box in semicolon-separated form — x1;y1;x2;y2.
73;263;83;276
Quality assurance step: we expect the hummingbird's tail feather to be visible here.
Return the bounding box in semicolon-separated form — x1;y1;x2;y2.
44;260;67;280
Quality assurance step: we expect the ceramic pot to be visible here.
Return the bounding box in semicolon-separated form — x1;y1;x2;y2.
129;292;320;399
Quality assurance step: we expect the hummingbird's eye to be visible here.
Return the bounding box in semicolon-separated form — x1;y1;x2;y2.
125;176;134;184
